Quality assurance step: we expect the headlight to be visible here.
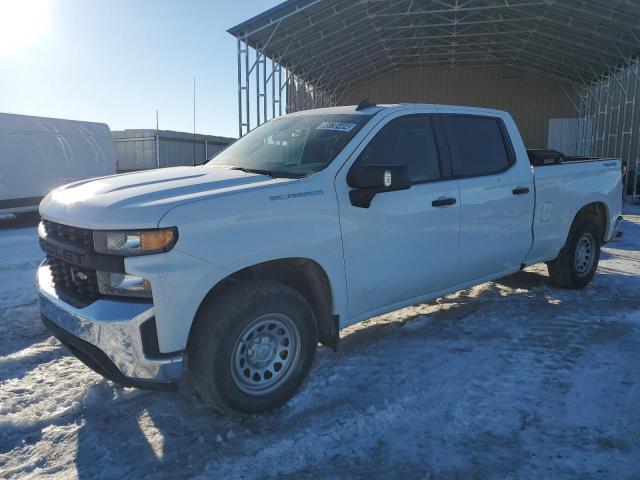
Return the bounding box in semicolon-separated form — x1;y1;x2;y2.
97;271;152;298
93;228;177;256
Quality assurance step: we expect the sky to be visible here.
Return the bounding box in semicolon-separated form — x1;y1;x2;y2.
0;0;283;138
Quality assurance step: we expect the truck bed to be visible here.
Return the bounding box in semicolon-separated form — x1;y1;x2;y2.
526;149;618;167
526;156;623;265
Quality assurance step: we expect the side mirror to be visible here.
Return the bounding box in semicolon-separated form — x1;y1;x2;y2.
347;164;411;208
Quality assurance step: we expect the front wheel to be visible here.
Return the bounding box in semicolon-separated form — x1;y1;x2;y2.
188;280;318;415
547;221;601;289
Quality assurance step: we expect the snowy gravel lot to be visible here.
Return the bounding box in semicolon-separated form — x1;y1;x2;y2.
1;207;639;479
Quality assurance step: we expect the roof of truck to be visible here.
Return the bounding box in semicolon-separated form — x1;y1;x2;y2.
284;103;508;118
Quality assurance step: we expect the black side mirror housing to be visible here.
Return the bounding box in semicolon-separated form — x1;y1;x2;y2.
347;164;411;208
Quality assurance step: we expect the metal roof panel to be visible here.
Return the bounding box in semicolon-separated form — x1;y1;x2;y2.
229;0;640;88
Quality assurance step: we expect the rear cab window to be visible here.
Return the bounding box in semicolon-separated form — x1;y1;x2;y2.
441;115;514;177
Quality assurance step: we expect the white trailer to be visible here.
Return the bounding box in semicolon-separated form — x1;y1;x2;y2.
0;113;116;215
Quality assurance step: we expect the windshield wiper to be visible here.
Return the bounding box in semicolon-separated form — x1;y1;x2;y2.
231;167;303;179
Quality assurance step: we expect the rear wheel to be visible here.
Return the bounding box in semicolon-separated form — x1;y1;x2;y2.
547;221;601;289
188;280;318;415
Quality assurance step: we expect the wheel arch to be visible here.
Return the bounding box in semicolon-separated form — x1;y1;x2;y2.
570;201;609;243
188;257;339;352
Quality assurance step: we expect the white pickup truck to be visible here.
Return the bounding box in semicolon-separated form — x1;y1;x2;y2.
37;103;623;414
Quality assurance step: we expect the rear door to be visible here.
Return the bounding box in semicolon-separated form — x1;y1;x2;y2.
440;114;534;282
337;112;461;319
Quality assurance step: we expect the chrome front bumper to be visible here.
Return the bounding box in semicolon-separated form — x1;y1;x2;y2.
37;261;184;387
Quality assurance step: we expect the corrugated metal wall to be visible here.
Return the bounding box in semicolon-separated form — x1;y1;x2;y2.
112;130;235;172
547;118;584;156
575;60;640;198
343;66;577;148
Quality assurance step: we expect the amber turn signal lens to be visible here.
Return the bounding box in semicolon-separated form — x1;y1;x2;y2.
140;229;176;253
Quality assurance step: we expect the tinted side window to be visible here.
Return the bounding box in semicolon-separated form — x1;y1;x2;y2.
357;115;440;183
442;116;512;177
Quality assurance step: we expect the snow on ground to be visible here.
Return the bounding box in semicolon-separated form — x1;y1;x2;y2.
1;208;639;479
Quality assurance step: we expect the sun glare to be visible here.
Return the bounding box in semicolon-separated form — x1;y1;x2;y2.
0;0;50;55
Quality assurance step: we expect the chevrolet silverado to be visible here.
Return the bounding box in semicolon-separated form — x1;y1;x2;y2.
37;103;623;414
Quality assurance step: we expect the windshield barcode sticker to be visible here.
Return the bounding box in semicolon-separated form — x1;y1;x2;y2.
316;122;357;132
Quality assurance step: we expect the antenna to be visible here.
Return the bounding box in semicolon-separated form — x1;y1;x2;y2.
356;98;376;111
154;110;160;169
193;77;196;166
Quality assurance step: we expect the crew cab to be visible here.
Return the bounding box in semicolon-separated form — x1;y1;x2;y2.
37;104;623;414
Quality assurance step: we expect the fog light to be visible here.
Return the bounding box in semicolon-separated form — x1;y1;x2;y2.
97;271;152;299
38;221;47;239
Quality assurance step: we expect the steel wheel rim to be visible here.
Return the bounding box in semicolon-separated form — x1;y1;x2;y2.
574;233;595;276
230;313;301;395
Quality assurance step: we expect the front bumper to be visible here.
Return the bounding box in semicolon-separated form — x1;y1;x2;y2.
37;261;184;389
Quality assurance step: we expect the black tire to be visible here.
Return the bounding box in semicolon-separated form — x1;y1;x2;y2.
188;280;318;415
546;221;601;289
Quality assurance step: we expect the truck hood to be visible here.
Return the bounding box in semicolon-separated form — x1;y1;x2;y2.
39;166;295;229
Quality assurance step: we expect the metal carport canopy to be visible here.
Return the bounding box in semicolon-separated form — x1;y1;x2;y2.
228;0;640;93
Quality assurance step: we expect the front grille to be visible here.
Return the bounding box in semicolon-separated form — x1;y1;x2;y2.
47;255;101;305
42;218;99;305
43;220;93;249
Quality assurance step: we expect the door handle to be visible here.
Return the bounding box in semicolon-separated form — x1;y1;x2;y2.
432;197;457;207
512;187;530;195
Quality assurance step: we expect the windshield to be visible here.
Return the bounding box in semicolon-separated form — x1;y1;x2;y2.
207;114;371;178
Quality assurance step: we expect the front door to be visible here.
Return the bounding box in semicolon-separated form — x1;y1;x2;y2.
337;113;461;319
